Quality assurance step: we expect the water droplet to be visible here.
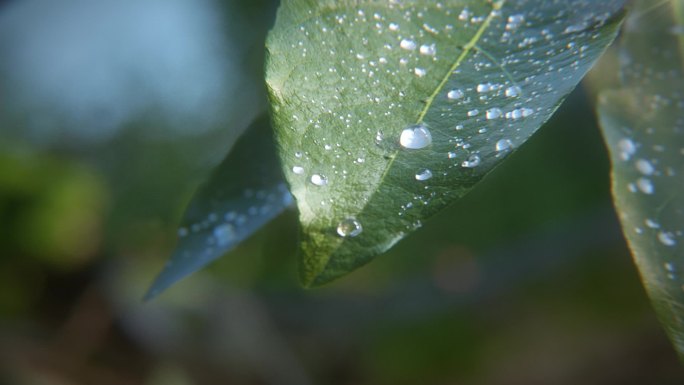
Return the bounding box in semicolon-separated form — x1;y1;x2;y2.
292;166;305;174
495;139;513;152
635;159;654;175
521;108;534;117
336;217;363;237
447;89;464;100
467;109;479;117
563;21;589;34
419;44;436;56
617;138;636;161
462;154;481;168
658;231;677;246
414;67;427;77
389;23;399;31
375;131;384;145
486;108;502;120
476;83;491;93
295;151;303;158
665;262;676;272
645;219;660;228
400;123;432;149
504;85;521;97
636;178;654;194
400;38;416;50
324;144;333;150
415;168;433;181
213;224;235;246
311;174;328;186
447;151;457;159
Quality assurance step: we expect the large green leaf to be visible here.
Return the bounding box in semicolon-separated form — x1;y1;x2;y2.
145;115;292;299
598;0;684;361
266;0;626;286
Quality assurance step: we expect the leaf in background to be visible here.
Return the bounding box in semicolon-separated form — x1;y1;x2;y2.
266;0;626;286
145;116;292;299
598;0;684;361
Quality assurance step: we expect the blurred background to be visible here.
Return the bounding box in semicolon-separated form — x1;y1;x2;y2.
1;0;683;384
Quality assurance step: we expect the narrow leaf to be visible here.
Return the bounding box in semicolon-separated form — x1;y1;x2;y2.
266;0;626;286
598;0;684;360
145;116;292;299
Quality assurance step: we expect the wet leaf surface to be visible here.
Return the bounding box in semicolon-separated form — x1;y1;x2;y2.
267;0;626;285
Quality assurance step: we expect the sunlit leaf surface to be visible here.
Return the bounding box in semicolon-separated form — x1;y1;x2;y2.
266;0;626;285
598;0;684;361
145;116;292;299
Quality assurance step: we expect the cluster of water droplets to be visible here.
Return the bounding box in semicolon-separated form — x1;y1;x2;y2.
272;0;625;240
176;183;293;255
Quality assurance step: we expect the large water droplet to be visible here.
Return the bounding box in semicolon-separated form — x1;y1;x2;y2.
636;178;654;194
400;123;432;149
311;174;328;186
658;231;677;246
447;89;464;100
635;159;654;175
336;217;363;237
617;138;636;161
495;139;513;152
419;44;436;56
415;168;433;181
486;108;502;120
400;38;416;50
504;85;521;97
462;154;481;168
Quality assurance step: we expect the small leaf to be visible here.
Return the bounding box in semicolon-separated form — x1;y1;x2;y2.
598;0;684;361
145;115;292;299
266;0;626;286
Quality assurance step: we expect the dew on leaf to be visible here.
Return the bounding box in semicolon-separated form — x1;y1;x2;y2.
213;223;236;246
419;44;436;56
447;89;465;100
311;174;329;186
495;139;514;152
617;138;636;161
636;177;654;194
658;231;677;247
292;166;305;174
400;123;432;149
336;217;363;237
415;168;433;181
462;154;481;168
505;85;521;97
400;38;416;50
635;159;654;175
645;218;660;228
486;108;502;120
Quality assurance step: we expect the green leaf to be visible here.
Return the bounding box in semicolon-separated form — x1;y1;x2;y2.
266;0;626;286
145;115;292;299
598;0;684;361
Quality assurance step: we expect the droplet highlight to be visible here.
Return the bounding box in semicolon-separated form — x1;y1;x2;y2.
336;217;363;237
400;123;432;149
